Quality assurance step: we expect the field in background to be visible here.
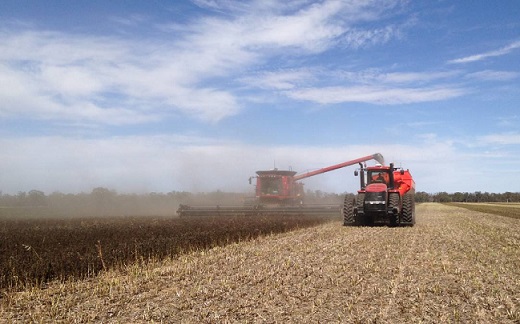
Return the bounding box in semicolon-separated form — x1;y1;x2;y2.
447;202;520;219
1;203;519;323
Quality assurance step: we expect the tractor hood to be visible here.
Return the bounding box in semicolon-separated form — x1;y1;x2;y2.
365;183;388;193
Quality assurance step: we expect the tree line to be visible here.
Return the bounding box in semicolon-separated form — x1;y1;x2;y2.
0;188;243;217
0;188;518;218
415;191;520;203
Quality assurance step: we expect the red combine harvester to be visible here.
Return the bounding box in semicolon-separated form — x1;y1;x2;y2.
177;153;384;217
343;162;415;226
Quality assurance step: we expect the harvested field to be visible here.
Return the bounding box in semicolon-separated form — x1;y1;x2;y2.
0;214;335;291
448;202;520;219
1;203;519;323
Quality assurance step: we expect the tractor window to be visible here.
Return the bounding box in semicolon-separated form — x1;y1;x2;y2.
369;171;389;184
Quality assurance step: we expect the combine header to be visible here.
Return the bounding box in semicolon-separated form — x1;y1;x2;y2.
177;153;384;217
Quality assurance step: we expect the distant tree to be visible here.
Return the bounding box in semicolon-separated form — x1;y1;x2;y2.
434;192;452;203
451;192;466;202
16;191;27;206
91;187;117;215
415;191;431;203
27;190;47;206
503;192;518;203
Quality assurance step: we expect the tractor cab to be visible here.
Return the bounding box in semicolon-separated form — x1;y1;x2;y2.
368;168;391;186
357;164;396;191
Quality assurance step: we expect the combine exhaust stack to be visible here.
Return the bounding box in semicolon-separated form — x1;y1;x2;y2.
177;153;384;217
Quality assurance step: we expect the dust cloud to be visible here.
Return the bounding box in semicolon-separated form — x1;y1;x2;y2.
0;187;347;219
0;188;249;218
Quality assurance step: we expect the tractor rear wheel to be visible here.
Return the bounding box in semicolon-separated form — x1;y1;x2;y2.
401;191;415;226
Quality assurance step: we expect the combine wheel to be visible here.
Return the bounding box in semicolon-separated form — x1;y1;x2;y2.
342;195;356;226
401;191;415;226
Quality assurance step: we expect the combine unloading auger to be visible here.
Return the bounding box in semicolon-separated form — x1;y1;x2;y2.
177;153;384;217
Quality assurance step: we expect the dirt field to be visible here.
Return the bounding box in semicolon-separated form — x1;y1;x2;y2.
1;203;519;323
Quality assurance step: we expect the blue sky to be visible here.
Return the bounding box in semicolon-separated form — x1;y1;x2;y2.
0;0;519;195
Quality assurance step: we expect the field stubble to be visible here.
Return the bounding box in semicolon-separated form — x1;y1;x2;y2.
0;214;333;291
1;203;519;323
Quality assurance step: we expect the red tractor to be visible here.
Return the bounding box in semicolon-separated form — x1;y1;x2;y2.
343;162;415;226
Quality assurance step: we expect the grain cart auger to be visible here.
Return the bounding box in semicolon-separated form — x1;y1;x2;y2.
177;153;385;217
343;162;415;227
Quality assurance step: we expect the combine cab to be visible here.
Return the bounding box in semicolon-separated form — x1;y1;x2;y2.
343;162;415;227
178;153;384;217
254;170;303;206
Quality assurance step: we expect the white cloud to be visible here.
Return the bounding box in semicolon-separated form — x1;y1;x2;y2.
241;69;316;90
478;132;520;146
164;87;240;123
374;71;461;84
39;65;105;96
243;68;468;105
496;115;519;128
240;1;345;52
448;40;520;64
334;70;461;85
466;70;519;81
0;0;407;125
0;29;243;124
285;85;466;105
342;25;400;48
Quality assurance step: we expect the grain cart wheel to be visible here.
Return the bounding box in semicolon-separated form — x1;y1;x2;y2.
401;192;415;226
342;195;356;226
388;193;400;227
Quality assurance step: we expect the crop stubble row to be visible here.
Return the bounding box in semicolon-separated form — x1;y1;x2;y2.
1;203;519;323
0;213;335;291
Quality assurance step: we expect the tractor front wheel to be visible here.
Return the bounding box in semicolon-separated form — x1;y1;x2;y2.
342;195;356;226
388;193;400;227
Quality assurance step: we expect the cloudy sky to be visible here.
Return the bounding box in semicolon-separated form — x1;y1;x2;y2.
1;0;519;195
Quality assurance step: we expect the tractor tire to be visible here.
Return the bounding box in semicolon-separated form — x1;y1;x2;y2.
401;191;415;226
355;193;366;225
342;195;356;226
388;193;400;227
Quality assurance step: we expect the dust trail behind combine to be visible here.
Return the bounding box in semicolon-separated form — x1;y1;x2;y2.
1;203;519;323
